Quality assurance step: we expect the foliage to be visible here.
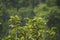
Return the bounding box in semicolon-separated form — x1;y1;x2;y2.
2;15;57;40
0;0;60;40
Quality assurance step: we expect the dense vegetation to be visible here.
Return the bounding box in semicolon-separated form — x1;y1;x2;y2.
0;0;60;40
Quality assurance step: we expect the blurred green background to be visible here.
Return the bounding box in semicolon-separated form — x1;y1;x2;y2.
0;0;60;40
